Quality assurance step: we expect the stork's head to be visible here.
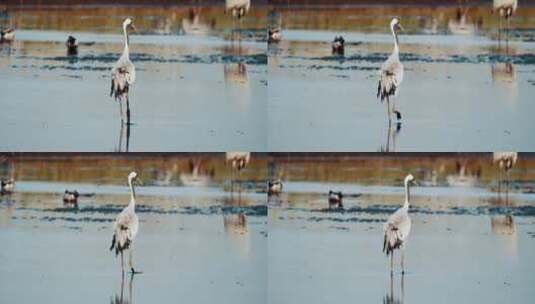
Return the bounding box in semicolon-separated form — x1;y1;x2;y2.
128;171;139;184
123;18;136;32
405;174;415;185
390;17;404;33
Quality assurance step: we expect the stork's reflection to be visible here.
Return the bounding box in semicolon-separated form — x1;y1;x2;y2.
489;193;518;258
491;43;517;105
111;273;134;304
223;196;251;258
383;274;404;304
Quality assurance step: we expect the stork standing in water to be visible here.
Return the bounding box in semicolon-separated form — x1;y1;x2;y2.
493;152;517;194
493;0;517;39
225;0;250;39
110;18;136;125
110;171;142;274
225;0;250;20
377;18;404;123
226;152;250;192
383;174;415;275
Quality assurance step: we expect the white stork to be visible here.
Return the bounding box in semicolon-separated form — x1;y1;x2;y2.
110;18;136;125
377;18;404;122
110;171;142;274
383;174;415;274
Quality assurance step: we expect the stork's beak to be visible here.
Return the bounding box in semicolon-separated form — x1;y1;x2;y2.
135;178;143;186
130;24;137;33
397;24;405;32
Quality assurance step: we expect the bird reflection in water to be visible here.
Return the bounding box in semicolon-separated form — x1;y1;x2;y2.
491;43;517;105
383;274;404;304
224;62;248;85
181;8;213;36
446;159;481;187
179;158;214;187
448;2;480;36
223;39;248;84
223;196;251;258
111;273;134;304
489;190;518;258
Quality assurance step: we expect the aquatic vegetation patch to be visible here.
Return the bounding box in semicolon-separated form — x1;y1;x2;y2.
19;203;267;217
284;204;535;218
283;52;535;66
40;215;113;223
308;216;385;223
18;52;267;66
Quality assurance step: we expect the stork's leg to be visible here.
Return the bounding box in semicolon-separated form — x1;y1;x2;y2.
119;270;125;302
386;119;391;152
119;99;124;124
128;272;134;303
401;271;405;301
505;169;510;201
121;251;124;274
126;122;130;153
390;251;394;275
230;167;234;193
238;169;243;194
118;123;124;152
392;98;402;121
401;247;405;275
126;96;131;126
129;246;142;274
498;169;502;196
389;270;394;296
386;97;392;122
498;16;502;43
506;17;510;41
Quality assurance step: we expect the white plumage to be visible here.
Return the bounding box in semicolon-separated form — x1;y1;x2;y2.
378;18;404;121
493;0;518;18
493;152;518;194
226;152;250;171
110;18;136;124
225;0;250;19
383;174;415;274
226;152;250;192
110;171;141;274
493;152;517;171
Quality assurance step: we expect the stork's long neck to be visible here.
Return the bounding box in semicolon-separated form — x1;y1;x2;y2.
122;25;130;59
128;178;136;207
404;180;410;208
391;26;399;57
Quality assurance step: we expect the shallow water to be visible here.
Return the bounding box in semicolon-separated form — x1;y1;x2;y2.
268;182;535;304
2;153;535;303
0;7;267;151
267;6;535;151
0;181;267;304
